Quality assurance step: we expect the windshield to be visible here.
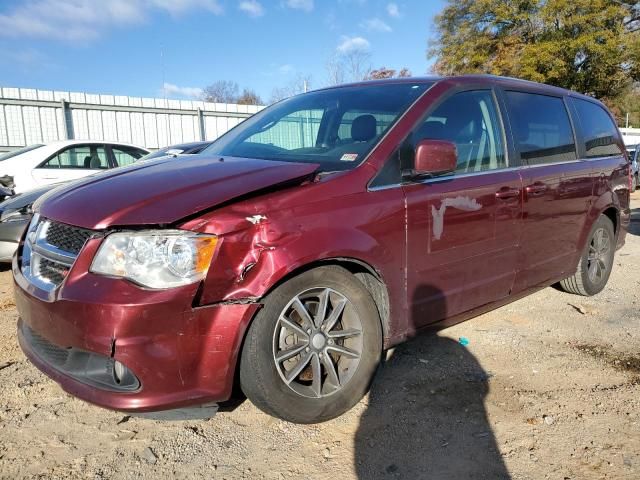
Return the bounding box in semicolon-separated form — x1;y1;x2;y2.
203;83;432;171
0;144;44;161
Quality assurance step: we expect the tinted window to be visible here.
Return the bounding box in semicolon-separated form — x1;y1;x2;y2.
505;91;576;165
39;146;108;169
112;146;145;167
571;98;623;158
203;83;432;172
412;90;506;174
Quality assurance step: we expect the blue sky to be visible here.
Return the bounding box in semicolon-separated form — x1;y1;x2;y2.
0;0;445;102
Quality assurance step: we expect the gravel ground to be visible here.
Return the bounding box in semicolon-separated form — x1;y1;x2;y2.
1;193;640;480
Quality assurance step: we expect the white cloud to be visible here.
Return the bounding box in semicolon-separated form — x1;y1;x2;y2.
0;0;223;41
278;64;295;75
150;0;223;15
360;18;392;33
239;0;265;17
386;2;400;18
337;36;370;53
285;0;313;12
162;82;203;99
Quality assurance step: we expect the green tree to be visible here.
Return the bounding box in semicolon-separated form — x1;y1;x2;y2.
429;0;640;100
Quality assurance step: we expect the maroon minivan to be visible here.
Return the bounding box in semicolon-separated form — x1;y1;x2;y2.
14;76;631;423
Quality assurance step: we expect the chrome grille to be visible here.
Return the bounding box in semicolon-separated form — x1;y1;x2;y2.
45;222;92;255
21;215;94;291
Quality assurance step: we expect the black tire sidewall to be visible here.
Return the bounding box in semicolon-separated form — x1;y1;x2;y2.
579;216;615;296
240;266;382;424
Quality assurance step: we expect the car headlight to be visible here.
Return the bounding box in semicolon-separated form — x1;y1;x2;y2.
90;230;217;289
0;206;31;223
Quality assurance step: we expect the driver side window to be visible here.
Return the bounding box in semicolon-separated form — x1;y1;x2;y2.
247;109;324;151
409;90;506;175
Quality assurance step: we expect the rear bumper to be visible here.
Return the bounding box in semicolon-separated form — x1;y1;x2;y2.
13;254;261;413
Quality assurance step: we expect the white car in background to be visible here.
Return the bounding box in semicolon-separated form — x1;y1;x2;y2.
627;145;639;190
0;140;149;194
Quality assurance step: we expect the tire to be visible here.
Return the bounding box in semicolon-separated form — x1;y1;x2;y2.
559;215;615;296
239;266;382;424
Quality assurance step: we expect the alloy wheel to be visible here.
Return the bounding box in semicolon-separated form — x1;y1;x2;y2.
272;287;363;399
587;227;611;284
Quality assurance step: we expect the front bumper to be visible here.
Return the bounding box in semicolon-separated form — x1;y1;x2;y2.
13;252;261;413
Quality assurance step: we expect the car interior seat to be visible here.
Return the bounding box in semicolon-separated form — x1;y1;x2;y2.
351;115;377;143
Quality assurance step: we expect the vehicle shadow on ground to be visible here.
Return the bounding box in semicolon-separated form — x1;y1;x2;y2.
354;285;510;479
628;208;640;237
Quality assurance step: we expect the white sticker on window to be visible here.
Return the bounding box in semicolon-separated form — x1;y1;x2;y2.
340;153;359;162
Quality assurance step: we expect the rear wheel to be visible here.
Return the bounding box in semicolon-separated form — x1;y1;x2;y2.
559;215;615;296
240;266;382;424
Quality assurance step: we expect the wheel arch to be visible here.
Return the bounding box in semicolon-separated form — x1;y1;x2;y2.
260;257;391;344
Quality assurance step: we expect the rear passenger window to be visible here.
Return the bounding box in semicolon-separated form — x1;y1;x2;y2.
571;98;623;158
505;91;576;165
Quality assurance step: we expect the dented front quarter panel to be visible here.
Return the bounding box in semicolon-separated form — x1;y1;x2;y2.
181;164;408;343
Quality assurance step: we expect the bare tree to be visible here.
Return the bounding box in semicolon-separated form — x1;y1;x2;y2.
398;68;412;77
342;50;372;82
237;88;263;105
202;80;240;103
270;74;312;103
325;54;346;86
325;50;372;86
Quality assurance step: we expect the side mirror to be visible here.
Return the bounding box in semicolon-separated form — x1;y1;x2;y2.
413;139;457;177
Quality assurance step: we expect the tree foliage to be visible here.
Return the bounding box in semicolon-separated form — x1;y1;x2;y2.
236;88;263;106
429;0;640;100
366;67;413;79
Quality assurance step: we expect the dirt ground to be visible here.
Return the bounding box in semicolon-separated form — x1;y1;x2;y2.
2;194;640;480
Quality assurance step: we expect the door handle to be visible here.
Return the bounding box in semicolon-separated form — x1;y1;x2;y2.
495;187;521;200
525;182;547;197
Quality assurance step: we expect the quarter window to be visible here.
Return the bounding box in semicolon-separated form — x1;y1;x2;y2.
39;146;109;169
411;90;506;174
505;91;576;165
571;98;623;158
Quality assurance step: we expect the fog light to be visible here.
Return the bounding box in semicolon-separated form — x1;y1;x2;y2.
113;360;126;384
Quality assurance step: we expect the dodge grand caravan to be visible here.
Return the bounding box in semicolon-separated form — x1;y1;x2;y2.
14;76;631;424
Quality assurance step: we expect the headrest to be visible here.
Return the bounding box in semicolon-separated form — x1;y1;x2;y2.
416;121;447;141
352;114;377;142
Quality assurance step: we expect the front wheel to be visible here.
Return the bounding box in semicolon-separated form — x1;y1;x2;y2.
239;266;382;423
559;215;615;296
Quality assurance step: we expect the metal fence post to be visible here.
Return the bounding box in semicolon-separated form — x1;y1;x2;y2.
197;108;205;141
60;100;74;140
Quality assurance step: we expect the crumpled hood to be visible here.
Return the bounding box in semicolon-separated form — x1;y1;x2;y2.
37;156;318;230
